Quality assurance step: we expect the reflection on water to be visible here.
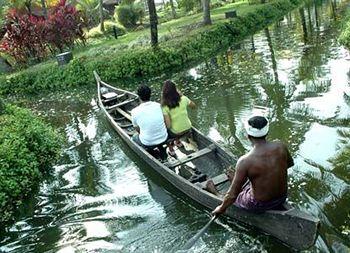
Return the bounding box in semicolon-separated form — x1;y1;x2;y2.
1;0;350;252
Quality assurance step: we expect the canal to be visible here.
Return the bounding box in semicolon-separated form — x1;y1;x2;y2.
1;0;349;252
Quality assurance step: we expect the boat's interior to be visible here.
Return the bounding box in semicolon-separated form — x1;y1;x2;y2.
95;75;320;250
99;84;232;193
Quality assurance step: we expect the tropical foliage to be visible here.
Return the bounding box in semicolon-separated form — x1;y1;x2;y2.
87;20;126;38
339;12;350;49
115;1;144;28
0;0;305;95
45;0;86;52
74;0;100;28
177;0;201;13
0;102;62;223
0;0;86;64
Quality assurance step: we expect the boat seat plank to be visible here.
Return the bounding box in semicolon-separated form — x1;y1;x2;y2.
119;123;133;128
107;97;138;111
102;92;118;100
196;173;228;189
102;93;126;103
165;144;216;168
115;108;132;121
126;130;136;136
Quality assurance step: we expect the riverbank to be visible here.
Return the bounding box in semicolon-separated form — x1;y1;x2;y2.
0;0;305;95
0;101;62;223
339;11;350;48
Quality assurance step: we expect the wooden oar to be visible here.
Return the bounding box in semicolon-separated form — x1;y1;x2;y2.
181;215;218;250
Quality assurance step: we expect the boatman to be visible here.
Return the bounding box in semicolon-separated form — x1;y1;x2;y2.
131;85;168;159
206;115;294;214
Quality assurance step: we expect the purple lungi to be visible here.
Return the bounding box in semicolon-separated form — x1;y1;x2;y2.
234;183;286;213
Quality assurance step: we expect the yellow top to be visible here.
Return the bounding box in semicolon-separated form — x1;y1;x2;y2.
162;96;192;134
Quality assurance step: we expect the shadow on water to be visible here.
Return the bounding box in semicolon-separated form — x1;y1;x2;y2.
1;0;350;252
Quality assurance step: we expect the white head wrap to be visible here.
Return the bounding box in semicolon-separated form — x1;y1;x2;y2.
244;116;269;137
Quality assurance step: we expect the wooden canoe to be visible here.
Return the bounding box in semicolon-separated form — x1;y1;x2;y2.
94;71;319;250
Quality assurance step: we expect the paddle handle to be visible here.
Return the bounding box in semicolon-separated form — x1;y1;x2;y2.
182;215;218;250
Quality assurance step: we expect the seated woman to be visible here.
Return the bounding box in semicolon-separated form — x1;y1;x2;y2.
161;80;196;156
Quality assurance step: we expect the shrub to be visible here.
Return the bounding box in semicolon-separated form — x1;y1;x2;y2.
0;0;86;64
115;3;143;28
178;0;201;12
339;12;350;49
0;10;48;64
87;20;126;39
45;0;86;53
0;103;62;222
121;0;135;4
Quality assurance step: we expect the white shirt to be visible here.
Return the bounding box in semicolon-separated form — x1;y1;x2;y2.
131;101;168;146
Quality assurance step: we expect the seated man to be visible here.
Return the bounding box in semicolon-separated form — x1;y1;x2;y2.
207;115;294;214
131;85;168;159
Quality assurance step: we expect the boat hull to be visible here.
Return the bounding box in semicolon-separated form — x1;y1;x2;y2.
94;71;319;250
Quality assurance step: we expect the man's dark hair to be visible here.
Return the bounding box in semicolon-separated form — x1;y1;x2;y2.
247;116;268;139
248;116;268;129
137;85;151;102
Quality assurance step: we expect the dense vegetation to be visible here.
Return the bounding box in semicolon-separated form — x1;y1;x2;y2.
339;11;350;49
0;0;85;64
0;0;305;95
0;101;62;223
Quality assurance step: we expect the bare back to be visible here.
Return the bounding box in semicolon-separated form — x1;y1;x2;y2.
242;141;293;201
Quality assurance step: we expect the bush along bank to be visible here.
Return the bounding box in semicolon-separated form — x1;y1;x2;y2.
0;101;62;223
0;0;305;95
339;11;350;49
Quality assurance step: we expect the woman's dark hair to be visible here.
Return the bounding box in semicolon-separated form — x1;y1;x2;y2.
161;80;181;109
137;85;151;101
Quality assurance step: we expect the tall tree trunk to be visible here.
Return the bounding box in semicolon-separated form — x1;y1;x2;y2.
202;0;211;25
314;0;319;28
147;0;158;47
40;0;48;19
299;8;308;43
99;0;105;32
169;0;176;19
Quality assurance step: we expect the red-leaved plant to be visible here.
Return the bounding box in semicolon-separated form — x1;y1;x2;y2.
0;10;47;63
0;0;85;64
46;0;86;53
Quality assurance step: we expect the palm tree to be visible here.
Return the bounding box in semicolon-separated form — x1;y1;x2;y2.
74;0;100;27
147;0;158;46
202;0;211;25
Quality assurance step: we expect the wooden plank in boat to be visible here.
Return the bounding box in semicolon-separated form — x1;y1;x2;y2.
165;144;216;168
115;108;132;121
107;97;138;111
196;173;228;189
102;92;118;100
119;123;133;128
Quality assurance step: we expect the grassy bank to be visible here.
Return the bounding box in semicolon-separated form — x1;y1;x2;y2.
0;0;305;95
0;101;62;223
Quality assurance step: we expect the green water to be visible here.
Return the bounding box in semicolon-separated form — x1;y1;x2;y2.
1;0;350;252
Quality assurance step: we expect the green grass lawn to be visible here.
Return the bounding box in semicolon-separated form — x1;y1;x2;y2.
78;1;260;57
13;1;263;74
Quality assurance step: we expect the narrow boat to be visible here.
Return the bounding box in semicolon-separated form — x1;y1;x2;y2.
94;71;319;250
